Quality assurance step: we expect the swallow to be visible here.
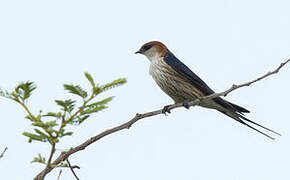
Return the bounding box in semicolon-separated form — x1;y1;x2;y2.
135;41;280;140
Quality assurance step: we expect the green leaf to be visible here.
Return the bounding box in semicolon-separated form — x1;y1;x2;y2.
62;131;73;137
77;115;90;124
43;112;62;118
15;81;36;101
25;114;38;121
32;121;45;128
46;120;58;127
34;129;49;139
23;132;47;143
64;84;88;98
0;88;11;99
86;96;113;108
32;120;58;129
100;78;126;92
57;128;73;137
84;72;95;88
31;154;46;164
36;113;41;121
55;99;75;113
80;105;107;115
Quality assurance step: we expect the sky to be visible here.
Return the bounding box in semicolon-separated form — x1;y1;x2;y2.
0;0;290;179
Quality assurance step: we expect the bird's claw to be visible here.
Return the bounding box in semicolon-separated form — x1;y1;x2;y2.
162;105;171;115
183;100;190;109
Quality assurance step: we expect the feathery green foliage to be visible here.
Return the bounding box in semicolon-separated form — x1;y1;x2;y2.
0;88;11;99
101;78;127;92
63;84;88;98
84;72;95;88
0;72;126;168
31;154;46;164
15;81;36;101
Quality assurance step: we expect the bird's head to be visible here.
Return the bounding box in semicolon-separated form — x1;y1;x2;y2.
135;41;168;60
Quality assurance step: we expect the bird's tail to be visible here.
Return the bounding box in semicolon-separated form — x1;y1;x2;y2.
219;110;281;140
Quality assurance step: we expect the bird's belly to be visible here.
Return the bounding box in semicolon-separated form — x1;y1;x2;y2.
158;80;198;103
156;78;223;110
150;67;203;103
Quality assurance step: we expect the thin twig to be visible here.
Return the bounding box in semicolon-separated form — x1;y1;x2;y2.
57;169;62;180
0;147;8;159
55;165;80;169
33;58;290;180
66;159;80;180
204;58;290;99
47;143;56;168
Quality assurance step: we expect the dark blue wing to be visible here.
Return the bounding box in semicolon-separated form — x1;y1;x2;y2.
163;51;249;113
163;51;215;96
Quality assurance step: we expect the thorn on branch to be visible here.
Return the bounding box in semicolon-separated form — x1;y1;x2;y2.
232;84;238;89
135;113;141;118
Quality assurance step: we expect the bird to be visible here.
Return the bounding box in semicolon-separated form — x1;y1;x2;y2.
135;41;280;140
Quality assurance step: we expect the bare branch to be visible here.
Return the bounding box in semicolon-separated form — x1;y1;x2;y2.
205;58;290;99
33;58;289;180
57;170;62;180
0;147;8;159
66;159;80;180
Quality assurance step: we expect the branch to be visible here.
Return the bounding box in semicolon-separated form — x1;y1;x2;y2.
46;143;56;168
205;58;290;99
0;147;8;159
33;58;290;180
66;159;80;180
58;165;80;169
57;170;62;180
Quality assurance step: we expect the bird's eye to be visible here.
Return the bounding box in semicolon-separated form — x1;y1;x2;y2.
142;45;152;51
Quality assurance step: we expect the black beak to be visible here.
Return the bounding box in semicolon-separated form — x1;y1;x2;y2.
135;50;142;54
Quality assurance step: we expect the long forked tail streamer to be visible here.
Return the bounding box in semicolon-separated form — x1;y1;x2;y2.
239;115;281;136
221;111;280;140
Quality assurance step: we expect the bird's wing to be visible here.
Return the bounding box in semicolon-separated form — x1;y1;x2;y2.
163;51;281;139
163;51;215;95
163;51;249;113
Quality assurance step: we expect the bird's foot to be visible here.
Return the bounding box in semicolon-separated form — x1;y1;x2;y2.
183;100;190;109
162;105;171;115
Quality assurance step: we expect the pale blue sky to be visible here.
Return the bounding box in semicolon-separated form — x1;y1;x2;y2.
1;0;290;179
